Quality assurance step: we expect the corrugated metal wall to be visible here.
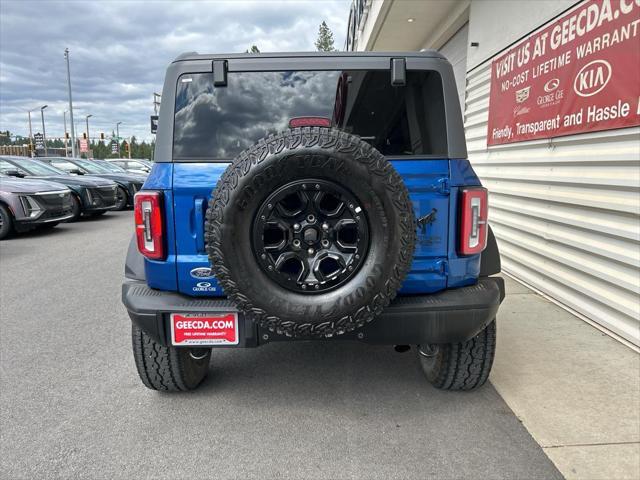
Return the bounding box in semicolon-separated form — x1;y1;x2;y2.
464;62;640;346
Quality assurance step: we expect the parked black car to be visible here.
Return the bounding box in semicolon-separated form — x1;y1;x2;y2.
0;174;75;239
0;156;118;220
38;157;144;211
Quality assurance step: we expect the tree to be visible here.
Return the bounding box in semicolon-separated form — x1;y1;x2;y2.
315;21;336;51
245;45;260;53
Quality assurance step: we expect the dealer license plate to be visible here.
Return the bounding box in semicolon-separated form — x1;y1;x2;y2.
170;313;239;346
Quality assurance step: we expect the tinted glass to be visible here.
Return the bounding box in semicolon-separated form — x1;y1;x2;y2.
0;159;25;174
49;160;79;172
173;70;446;160
4;158;67;175
98;161;126;173
72;158;110;173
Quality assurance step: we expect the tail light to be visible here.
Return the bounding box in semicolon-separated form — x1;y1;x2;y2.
134;191;165;260
458;187;488;256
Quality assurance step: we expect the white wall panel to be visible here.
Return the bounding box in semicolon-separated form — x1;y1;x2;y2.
465;62;640;346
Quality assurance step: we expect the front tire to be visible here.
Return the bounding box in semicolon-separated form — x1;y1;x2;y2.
131;324;211;392
69;194;82;222
0;204;13;240
417;319;496;391
114;187;128;211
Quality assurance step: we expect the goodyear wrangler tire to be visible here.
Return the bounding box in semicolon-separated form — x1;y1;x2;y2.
205;127;415;338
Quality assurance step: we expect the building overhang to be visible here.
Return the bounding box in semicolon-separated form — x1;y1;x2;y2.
352;0;470;51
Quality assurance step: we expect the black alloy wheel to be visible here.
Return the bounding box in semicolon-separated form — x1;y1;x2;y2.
252;179;369;293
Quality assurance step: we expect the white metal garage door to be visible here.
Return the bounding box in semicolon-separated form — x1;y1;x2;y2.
438;23;468;112
464;61;640;347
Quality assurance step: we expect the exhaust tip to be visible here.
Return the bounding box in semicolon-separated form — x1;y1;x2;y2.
394;345;411;353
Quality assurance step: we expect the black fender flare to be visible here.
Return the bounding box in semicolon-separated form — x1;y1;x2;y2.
125;234;146;280
480;225;501;277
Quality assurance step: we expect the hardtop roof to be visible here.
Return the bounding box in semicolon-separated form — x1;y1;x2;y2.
172;50;445;63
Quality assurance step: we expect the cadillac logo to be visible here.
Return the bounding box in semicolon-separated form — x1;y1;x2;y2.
515;86;531;104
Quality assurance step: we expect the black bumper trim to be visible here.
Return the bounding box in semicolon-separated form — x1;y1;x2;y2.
122;277;504;346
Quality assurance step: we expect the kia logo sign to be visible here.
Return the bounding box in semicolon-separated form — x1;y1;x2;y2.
573;60;611;97
544;78;560;93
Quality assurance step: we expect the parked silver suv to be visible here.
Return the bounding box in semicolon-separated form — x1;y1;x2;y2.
0;174;75;239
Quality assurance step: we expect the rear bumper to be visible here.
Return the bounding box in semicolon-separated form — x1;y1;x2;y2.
122;277;505;347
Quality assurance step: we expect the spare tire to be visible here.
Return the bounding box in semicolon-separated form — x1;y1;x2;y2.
205;127;415;338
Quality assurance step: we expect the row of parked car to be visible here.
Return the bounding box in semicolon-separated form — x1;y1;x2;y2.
0;156;152;240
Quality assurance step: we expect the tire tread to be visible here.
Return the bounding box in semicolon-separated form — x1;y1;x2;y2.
131;325;192;392
421;320;496;391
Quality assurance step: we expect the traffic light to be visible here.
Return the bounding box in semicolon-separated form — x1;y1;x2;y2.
65;132;69;139
100;132;105;140
82;132;87;139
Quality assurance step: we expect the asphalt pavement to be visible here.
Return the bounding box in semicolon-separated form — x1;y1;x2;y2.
0;211;562;479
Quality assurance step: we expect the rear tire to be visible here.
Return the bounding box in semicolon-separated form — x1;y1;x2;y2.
0;204;13;240
131;324;211;392
417;319;496;391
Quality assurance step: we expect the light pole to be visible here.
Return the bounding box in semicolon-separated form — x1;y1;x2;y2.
27;109;36;156
116;122;122;158
64;48;77;158
40;105;48;156
63;110;68;156
85;114;92;145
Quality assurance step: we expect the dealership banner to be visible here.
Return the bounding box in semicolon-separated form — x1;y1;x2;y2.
487;0;640;146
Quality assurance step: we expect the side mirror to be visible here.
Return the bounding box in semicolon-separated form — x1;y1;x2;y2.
69;168;84;175
4;169;25;178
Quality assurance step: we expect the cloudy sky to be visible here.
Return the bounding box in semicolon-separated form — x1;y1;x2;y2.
0;0;350;143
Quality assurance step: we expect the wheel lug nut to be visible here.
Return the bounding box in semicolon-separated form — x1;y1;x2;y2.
307;248;314;255
268;265;274;271
261;253;267;259
315;184;320;189
293;239;301;247
314;284;320;289
322;223;329;231
348;265;353;271
293;223;300;231
321;240;329;248
307;214;315;223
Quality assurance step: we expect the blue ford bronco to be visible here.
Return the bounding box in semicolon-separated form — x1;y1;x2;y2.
122;51;504;392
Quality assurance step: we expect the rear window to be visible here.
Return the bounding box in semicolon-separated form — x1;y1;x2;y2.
173;69;447;160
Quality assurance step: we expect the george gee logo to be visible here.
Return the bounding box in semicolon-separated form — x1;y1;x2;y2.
544;78;560;93
574;60;611;97
193;281;216;292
